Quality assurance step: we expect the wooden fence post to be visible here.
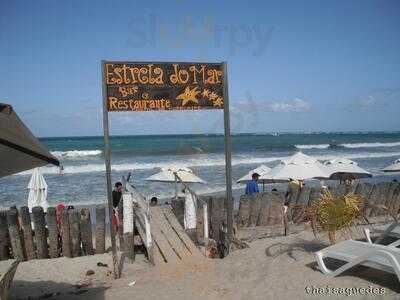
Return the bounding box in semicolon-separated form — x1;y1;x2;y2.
69;209;82;257
237;195;250;229
46;207;60;258
95;206;105;254
196;199;205;242
60;209;72;258
32;206;49;259
0;211;11;260
118;200;124;251
123;195;135;263
210;197;227;242
80;208;94;255
248;194;261;227
19;206;36;260
124;212;135;262
7;209;25;261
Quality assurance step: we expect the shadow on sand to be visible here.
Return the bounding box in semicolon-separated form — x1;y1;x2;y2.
12;279;109;300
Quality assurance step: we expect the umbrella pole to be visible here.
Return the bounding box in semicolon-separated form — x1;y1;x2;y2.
262;182;265;192
174;173;178;199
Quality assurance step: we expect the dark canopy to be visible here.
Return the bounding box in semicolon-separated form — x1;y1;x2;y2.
0;103;60;178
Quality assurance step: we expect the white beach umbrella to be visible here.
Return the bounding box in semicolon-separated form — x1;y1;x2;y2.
237;165;274;191
145;166;206;184
146;166;206;199
236;165;272;183
324;158;372;180
260;152;330;181
382;159;400;173
27;168;48;212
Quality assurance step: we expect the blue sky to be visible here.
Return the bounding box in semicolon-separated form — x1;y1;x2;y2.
1;0;399;137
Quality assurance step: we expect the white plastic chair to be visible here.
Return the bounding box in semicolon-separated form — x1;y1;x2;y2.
364;221;400;245
315;240;400;282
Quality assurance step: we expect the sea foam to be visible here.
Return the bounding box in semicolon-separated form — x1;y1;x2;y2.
295;144;330;149
339;141;400;148
51;150;102;158
15;151;400;176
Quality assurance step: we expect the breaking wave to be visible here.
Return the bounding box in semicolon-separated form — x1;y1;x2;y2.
51;150;102;158
16;151;400;175
295;144;330;149
340;142;400;148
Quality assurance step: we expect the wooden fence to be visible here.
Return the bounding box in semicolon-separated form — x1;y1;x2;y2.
0;205;111;261
4;181;397;261
237;181;400;230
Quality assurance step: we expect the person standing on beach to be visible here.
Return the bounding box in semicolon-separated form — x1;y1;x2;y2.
112;182;123;208
245;173;260;195
112;182;123;231
285;178;300;204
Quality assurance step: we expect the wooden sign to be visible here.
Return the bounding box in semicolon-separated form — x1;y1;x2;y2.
101;61;233;272
103;61;224;112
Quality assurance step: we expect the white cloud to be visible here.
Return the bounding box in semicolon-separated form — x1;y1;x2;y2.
354;88;400;110
357;95;387;108
267;98;311;112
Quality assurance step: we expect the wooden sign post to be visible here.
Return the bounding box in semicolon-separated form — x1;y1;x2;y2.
101;61;233;276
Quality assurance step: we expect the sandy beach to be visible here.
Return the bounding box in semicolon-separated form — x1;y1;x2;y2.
4;222;399;300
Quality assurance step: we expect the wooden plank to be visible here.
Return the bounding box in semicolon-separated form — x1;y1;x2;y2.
123;206;135;263
117;200;124;251
7;209;25;261
19;206;36;260
248;194;260;226
151;207;191;260
149;215;180;263
60;209;72;258
95;206;106;254
69;210;81;257
133;209;164;265
152;242;166;265
210;197;226;241
237;195;250;228
0;211;11;260
161;206;202;259
196;199;205;241
80;208;94;256
257;193;269;226
46;207;60;258
134;217;159;264
32;207;49;259
196;196;211;242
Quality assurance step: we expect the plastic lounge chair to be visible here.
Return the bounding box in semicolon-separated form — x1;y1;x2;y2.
0;259;19;300
315;240;400;282
363;221;400;245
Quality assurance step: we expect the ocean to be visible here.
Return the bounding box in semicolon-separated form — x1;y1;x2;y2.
1;132;400;209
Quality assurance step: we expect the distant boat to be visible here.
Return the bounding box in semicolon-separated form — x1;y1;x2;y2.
271;132;280;136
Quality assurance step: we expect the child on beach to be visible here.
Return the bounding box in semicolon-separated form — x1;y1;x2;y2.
112;182;123;231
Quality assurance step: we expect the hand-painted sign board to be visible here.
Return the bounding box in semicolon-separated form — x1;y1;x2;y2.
103;61;224;112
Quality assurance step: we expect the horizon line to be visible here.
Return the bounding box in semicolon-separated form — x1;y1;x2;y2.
38;130;400;139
